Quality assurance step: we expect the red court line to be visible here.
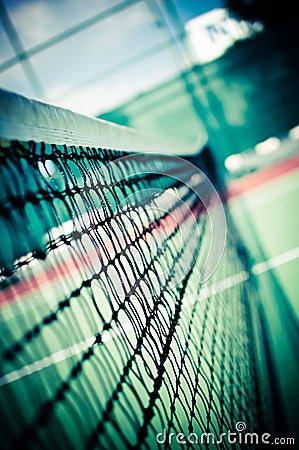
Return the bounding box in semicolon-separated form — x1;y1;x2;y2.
0;256;81;307
227;154;299;199
7;152;295;310
0;199;206;307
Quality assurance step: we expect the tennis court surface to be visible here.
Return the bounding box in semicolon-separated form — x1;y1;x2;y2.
228;155;299;441
0;89;298;449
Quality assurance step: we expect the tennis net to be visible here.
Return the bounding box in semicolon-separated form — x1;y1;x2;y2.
0;89;264;449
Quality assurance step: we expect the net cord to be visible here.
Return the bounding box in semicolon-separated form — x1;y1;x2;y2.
0;88;207;155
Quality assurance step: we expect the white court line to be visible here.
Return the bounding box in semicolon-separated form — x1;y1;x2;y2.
252;246;299;275
0;323;134;388
0;338;94;387
1;245;299;387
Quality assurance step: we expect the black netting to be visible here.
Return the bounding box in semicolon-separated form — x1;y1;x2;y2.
0;140;262;450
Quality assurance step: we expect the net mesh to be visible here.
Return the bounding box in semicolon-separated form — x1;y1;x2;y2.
0;139;261;449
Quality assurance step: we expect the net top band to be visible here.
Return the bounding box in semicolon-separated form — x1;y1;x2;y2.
0;88;207;156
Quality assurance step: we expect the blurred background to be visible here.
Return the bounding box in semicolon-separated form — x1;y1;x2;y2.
1;0;299;440
1;0;299;175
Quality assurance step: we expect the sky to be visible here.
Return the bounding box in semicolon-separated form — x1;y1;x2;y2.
0;0;225;116
175;0;223;22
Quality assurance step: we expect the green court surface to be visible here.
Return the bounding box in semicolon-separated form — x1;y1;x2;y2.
228;166;299;439
0;222;256;449
1;152;298;448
